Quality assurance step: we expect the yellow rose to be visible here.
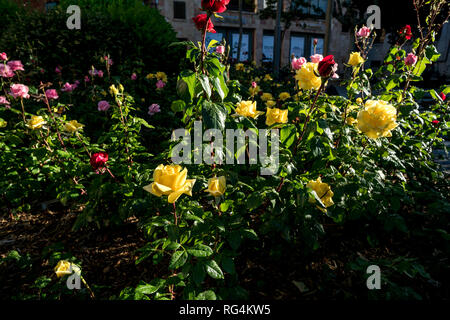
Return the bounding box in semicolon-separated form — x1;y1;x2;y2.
266;100;277;108
109;85;119;96
27;115;46;130
261;92;273;102
249;85;260;96
143;164;196;203
295;62;322;90
64;120;84;133
347;52;365;67
357;100;398;139
54;260;72;278
156;72;168;83
233;101;264;119
306;177;334;212
264;74;273;81
266;107;288;126
279;92;291;101
356;98;363;105
235;63;245;71
0;118;7;128
205;176;226;197
346;117;357;125
146;73;155;79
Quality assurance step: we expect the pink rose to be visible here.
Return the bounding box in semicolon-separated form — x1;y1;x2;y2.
84;76;90;82
310;54;323;63
357;26;371;38
55;66;62;73
97;70;104;78
291;57;306;70
216;46;225;54
0;52;7;61
156;80;166;89
404;53;418;66
98;100;110;112
88;68;97;76
0;96;10;106
7;60;24;72
131;73;137;80
148;104;161;116
251;81;257;88
0;64;14;78
61;82;76;92
45;89;59;100
10;84;30;99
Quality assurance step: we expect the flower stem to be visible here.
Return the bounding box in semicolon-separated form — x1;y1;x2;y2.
173;202;178;226
293;82;325;155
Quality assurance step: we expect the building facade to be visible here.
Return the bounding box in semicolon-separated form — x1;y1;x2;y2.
154;0;353;67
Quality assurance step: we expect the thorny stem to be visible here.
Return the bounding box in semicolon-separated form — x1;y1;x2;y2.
293;82;325;155
173;202;178;226
116;97;132;166
276;82;326;195
200;13;212;74
42;88;66;151
20;98;26;124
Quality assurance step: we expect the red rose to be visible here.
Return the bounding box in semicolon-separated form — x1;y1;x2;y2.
317;55;336;78
439;92;446;101
90;152;108;170
399;25;412;40
202;0;230;13
192;14;216;33
432;120;440;126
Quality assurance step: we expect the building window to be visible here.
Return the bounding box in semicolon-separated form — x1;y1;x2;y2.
294;0;328;18
290;35;306;58
228;0;256;12
45;1;58;11
290;33;324;58
262;32;274;62
205;28;254;62
173;1;186;19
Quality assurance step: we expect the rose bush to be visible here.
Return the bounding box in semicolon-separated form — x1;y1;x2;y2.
0;0;449;301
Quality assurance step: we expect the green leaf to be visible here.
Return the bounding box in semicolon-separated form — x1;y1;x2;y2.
171;100;186;113
228;231;241;251
135;278;165;295
207;39;219;50
193;262;206;285
168;250;188;270
196;290;217;300
247;192;263;210
187;244;213;257
280;124;296;148
212;75;229;101
198;74;212;99
204;260;224;279
202;101;227;131
177;70;196;101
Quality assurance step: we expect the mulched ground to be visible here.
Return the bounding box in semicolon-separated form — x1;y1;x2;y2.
1;204;449;300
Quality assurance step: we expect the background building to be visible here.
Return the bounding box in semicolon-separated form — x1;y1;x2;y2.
155;0;353;67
